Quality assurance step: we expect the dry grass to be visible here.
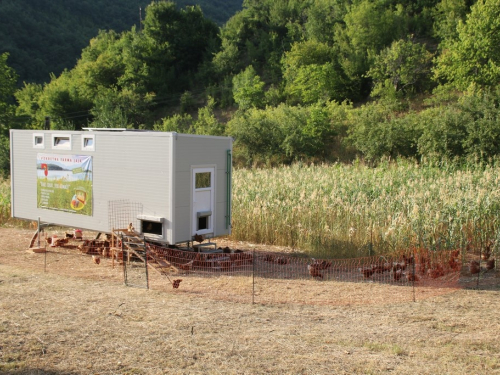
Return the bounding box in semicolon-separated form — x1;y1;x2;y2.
1;228;500;374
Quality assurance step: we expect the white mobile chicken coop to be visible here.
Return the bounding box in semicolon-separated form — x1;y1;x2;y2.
10;129;232;244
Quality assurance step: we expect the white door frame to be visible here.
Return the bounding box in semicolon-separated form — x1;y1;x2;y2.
191;166;215;236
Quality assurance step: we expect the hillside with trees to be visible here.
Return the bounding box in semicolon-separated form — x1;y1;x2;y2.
0;0;243;84
3;0;500;176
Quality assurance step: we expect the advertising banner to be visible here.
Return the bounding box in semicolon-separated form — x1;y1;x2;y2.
37;154;93;215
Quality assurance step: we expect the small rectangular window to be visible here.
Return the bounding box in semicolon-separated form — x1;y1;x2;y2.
33;133;44;148
55;137;69;146
52;134;72;150
195;172;211;189
141;220;163;236
82;135;95;151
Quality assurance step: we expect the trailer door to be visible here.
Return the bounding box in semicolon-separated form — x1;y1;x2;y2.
192;167;215;236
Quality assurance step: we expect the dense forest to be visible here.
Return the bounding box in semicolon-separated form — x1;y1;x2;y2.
2;0;500;175
0;0;243;84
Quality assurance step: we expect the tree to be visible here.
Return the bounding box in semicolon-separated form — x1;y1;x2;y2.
180;91;195;114
432;0;468;42
459;87;500;160
334;0;408;97
14;2;219;131
0;53;18;175
76;30;129;101
141;1;220;96
367;38;434;99
346;103;423;160
154;113;193;133
228;102;336;164
14;82;43;125
89;88;129;128
212;0;307;85
192;97;224;136
0;53;17;130
304;0;345;44
0;0;239;84
35;71;93;130
282;40;349;104
434;0;500;89
416;106;468;158
232;66;265;109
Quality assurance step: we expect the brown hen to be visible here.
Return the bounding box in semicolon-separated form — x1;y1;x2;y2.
308;264;323;279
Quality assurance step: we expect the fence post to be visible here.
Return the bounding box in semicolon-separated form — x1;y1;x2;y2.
144;239;149;290
369;225;373;257
252;249;255;305
121;234;126;285
412;249;416;302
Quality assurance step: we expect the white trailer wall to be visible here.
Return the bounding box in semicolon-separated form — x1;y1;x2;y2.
10;130;232;244
173;134;232;242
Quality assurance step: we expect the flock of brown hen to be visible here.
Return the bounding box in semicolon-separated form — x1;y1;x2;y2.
358;255;416;282
46;229;497;291
469;242;496;275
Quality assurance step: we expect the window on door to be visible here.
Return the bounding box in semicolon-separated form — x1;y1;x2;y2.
195;172;211;189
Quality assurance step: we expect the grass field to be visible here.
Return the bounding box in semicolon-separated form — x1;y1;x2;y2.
1;228;500;374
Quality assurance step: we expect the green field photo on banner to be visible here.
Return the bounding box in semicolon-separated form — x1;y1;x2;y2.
36;154;93;216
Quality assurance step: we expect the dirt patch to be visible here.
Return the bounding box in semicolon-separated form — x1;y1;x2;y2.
1;227;500;374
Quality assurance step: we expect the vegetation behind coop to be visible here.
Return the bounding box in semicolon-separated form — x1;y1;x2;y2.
10;129;232;244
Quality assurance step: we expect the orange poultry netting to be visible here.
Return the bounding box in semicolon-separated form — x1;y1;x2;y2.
142;243;498;306
27;232;499;307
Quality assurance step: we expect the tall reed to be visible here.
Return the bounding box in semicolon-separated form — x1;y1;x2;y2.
231;160;500;258
0;178;32;228
0;178;12;225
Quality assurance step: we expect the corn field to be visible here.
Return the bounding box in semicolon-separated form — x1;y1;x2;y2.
0;178;11;224
0;178;30;228
231;160;500;258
